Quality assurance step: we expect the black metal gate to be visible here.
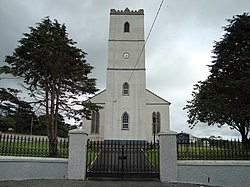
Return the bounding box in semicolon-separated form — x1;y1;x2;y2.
86;140;159;179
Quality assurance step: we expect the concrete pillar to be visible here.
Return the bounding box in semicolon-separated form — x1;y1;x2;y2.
158;131;177;182
68;128;88;180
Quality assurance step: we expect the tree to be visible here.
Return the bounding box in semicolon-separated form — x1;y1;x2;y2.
1;17;99;156
0;88;34;133
33;114;76;138
0;88;24;115
184;13;250;146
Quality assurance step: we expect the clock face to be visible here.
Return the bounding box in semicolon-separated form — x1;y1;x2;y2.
123;52;130;59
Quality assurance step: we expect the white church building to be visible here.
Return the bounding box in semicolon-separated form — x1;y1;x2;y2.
84;8;171;141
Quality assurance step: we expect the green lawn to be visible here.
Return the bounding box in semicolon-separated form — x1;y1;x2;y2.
0;139;68;158
86;150;98;166
146;150;159;167
177;145;250;160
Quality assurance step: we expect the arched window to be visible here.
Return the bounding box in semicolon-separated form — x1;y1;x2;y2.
152;111;161;134
122;112;129;129
152;112;157;134
124;22;130;32
91;111;100;134
156;112;161;133
122;82;129;96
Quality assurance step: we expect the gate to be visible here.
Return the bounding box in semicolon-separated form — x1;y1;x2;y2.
86;140;159;179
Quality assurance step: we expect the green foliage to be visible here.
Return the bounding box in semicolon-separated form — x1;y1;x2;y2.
33;114;76;138
0;88;32;115
0;88;35;133
184;13;250;144
0;116;15;132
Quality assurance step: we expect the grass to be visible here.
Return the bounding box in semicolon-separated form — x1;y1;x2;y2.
0;139;68;158
177;144;250;160
146;150;159;167
86;150;98;167
145;145;250;162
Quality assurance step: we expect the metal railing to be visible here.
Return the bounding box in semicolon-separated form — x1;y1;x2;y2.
86;140;159;178
177;139;250;160
0;133;68;158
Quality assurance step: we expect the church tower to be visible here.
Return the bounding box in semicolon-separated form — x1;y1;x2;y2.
104;8;146;140
84;8;170;142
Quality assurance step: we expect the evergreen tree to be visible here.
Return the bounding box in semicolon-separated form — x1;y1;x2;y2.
184;13;250;145
1;17;99;156
0;88;34;133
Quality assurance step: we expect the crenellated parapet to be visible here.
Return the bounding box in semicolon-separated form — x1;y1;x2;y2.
110;7;144;15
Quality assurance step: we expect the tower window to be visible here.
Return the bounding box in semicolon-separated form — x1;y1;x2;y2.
91;111;100;134
152;111;161;134
122;82;129;96
124;22;130;32
122;112;129;129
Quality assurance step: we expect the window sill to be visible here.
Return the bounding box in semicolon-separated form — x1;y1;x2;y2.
121;128;129;130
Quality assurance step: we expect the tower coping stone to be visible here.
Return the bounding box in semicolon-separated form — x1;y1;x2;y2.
110;8;144;15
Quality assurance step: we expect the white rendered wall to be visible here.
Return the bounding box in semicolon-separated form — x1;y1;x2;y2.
0;157;67;181
158;132;250;186
145;105;170;141
177;161;250;187
109;13;144;41
105;9;146;141
105;70;146;140
144;90;170;141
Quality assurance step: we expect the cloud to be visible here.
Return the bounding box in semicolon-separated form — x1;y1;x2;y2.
0;0;249;139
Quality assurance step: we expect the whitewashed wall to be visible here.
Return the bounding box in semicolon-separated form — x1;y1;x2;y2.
177;161;250;187
0;156;68;181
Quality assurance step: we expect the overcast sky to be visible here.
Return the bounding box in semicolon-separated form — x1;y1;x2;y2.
1;0;249;139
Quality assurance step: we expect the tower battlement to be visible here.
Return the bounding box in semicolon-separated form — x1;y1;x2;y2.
110;8;144;15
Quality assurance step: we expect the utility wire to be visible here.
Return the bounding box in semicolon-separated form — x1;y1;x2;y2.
114;0;165;102
127;0;165;83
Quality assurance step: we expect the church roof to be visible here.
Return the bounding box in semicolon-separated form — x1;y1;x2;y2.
88;89;106;104
146;89;171;105
88;88;171;105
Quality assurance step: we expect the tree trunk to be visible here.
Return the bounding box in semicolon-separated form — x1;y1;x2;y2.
49;81;57;157
239;124;250;148
45;75;54;157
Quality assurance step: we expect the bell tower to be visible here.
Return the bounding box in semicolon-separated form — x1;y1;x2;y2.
104;8;146;140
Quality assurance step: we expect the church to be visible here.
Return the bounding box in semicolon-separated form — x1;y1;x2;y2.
84;8;171;141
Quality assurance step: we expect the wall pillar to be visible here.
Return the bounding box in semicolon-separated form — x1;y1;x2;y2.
68;129;88;180
158;131;177;182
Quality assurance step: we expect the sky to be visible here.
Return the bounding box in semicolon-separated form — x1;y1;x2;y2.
0;0;249;139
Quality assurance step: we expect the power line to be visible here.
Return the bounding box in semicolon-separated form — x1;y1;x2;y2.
127;0;165;83
114;0;165;102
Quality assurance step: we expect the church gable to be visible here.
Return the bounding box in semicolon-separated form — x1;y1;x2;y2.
146;89;171;105
89;89;106;104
